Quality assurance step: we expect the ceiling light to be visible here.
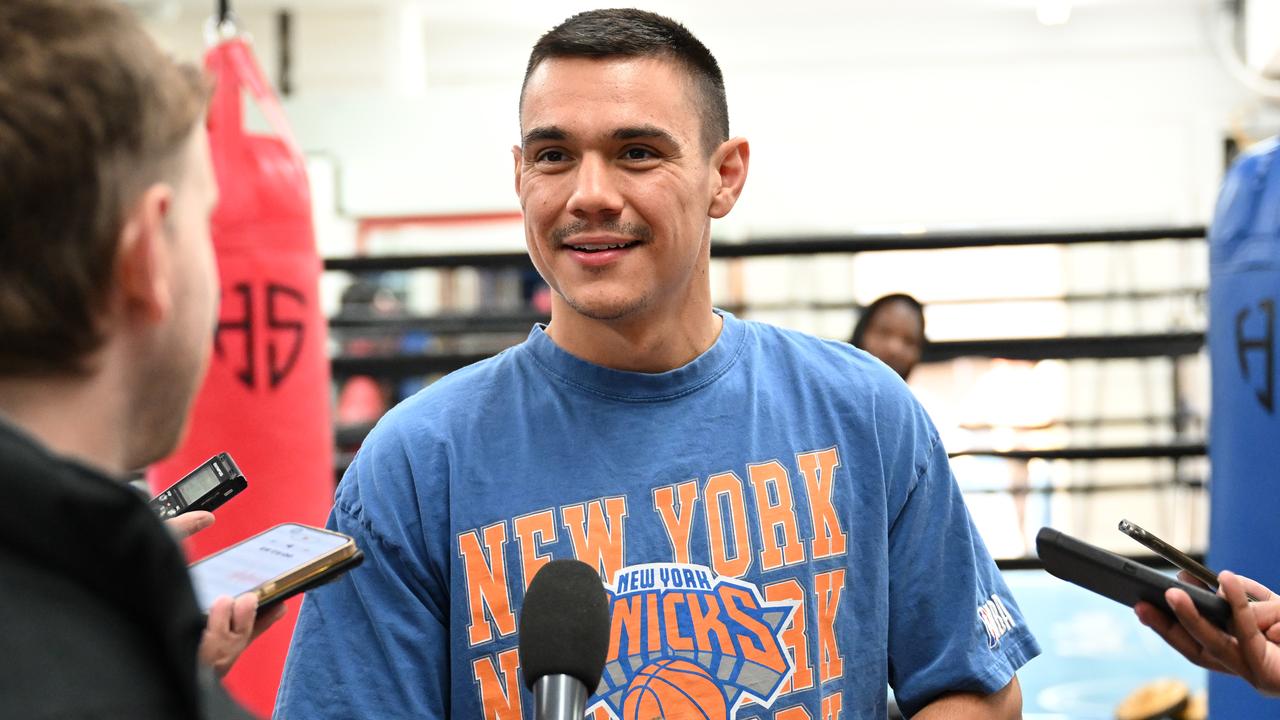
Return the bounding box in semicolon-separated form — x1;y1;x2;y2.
1037;0;1072;26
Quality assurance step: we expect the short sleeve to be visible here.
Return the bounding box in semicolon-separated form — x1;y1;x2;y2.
274;426;450;720
885;430;1041;716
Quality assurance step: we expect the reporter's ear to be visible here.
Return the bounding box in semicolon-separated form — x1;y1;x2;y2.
115;183;176;325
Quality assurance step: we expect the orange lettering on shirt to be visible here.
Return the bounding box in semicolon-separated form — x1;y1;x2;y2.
645;591;662;652
608;595;643;660
562;496;628;581
458;522;516;646
815;568;846;683
822;690;844;719
652;480;700;563
512;509;557;590
705;471;753;577
765;578;814;694
797;447;848;559
470;648;523;719
776;707;813;720
747;460;806;571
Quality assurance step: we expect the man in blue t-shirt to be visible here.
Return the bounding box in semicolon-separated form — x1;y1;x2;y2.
275;9;1039;719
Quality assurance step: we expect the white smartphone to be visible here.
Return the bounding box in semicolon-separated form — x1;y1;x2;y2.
188;523;361;613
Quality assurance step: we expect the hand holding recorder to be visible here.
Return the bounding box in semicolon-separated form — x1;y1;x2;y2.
153;454;282;676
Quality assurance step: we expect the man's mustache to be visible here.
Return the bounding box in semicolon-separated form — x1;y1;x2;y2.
552;220;653;246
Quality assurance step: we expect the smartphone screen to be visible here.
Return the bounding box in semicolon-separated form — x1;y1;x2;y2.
189;523;351;612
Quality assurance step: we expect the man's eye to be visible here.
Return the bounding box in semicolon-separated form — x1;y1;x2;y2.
623;147;657;161
535;149;567;163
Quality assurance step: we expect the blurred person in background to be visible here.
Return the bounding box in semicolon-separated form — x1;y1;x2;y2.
851;292;927;381
0;1;281;717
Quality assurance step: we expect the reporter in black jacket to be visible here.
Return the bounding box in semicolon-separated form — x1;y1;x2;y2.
0;1;280;716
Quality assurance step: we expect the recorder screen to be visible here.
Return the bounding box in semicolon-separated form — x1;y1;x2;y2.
189;524;348;612
177;467;221;505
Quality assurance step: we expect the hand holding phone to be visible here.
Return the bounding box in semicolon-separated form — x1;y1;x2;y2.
199;592;288;677
1036;527;1232;630
1137;569;1280;698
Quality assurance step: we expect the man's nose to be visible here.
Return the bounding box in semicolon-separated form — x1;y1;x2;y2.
567;153;623;220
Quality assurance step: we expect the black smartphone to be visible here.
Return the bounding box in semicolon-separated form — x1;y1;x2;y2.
150;452;247;519
1118;519;1260;602
188;523;363;614
1037;527;1232;630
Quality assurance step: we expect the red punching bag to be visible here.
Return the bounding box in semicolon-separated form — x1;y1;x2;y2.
147;36;334;718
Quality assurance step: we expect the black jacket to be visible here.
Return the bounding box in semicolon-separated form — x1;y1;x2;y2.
0;419;250;719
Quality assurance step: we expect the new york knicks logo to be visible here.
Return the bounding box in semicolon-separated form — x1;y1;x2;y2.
590;563;799;720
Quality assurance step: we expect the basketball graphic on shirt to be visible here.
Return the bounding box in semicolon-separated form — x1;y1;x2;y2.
590;563;799;720
621;659;727;720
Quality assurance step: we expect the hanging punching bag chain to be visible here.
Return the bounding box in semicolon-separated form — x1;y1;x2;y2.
208;0;238;45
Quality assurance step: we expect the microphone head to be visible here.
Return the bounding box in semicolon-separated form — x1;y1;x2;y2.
517;559;611;693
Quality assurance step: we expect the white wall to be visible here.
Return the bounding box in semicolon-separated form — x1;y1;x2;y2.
142;0;1261;232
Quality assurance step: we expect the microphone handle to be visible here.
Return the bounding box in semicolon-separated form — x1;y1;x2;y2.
533;674;589;720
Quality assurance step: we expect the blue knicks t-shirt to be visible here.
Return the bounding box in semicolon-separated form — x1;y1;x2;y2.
275;312;1039;719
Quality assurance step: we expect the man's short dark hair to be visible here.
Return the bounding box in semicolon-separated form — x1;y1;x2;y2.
521;8;729;155
0;0;209;376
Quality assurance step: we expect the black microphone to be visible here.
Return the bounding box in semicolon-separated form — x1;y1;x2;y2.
518;559;611;720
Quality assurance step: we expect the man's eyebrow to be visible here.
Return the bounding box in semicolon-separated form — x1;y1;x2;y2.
522;126;567;145
613;125;680;147
522;124;682;148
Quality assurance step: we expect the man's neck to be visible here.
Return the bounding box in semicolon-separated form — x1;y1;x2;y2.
545;300;724;373
0;369;130;476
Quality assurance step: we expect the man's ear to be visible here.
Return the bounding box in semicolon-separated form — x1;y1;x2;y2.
708;137;750;219
512;145;524;199
115;183;174;325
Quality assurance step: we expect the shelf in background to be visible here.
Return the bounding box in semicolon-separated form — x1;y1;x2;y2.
951;442;1206;461
329;331;1206;379
325;224;1206;272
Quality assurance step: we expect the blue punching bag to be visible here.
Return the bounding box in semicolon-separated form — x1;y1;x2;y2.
1208;136;1280;716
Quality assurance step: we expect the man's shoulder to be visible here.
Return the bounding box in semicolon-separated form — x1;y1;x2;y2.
379;342;530;427
0;547;183;718
741;318;907;389
347;342;534;469
735;318;929;440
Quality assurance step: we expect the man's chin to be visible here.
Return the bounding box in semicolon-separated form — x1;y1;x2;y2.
561;292;650;322
126;387;199;470
130;424;187;471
